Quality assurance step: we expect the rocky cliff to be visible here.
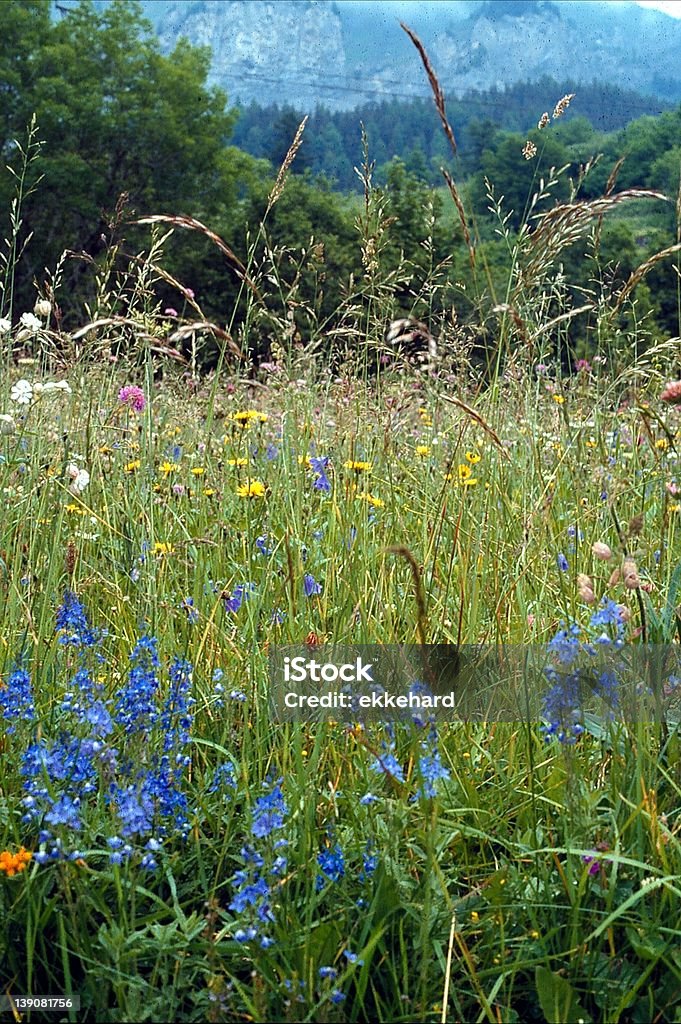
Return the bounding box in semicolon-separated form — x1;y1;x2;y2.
149;0;681;110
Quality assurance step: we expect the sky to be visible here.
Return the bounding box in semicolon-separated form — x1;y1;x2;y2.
632;0;681;13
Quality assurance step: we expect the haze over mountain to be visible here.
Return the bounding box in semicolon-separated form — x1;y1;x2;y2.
132;0;681;111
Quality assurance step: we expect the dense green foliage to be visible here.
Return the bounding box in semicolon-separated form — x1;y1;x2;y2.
232;80;673;190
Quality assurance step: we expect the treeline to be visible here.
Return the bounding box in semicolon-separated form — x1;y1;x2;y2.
1;0;680;364
231;81;674;191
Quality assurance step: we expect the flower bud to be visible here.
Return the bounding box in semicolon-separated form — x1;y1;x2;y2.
592;541;612;560
0;413;16;435
622;560;640;590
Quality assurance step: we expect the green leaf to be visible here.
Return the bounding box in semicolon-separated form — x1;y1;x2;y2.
535;966;592;1024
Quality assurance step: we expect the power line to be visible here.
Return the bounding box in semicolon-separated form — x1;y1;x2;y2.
218;68;669;112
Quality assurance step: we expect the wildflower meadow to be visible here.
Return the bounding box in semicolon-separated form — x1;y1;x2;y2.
2;22;681;1024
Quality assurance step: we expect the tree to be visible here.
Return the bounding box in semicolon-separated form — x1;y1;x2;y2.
0;0;254;321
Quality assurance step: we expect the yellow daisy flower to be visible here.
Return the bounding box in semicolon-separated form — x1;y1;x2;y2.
358;492;385;508
237;479;266;498
457;464;478;486
232;410;268;425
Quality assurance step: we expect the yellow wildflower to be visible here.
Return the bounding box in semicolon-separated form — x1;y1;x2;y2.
124;460;141;473
458;464;478;486
232;410;268;426
552;394;565;404
227;458;248;467
158;461;175;477
191;467;205;476
465;450;481;464
153;542;174;557
237;479;266;498
358;492;385;508
344;460;372;473
415;445;430;457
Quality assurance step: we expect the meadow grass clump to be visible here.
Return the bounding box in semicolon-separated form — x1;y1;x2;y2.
2;44;681;1022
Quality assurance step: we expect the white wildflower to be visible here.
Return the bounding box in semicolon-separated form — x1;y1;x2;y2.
10;379;33;405
0;317;11;335
66;463;90;495
0;413;16;435
19;312;42;332
40;380;72;396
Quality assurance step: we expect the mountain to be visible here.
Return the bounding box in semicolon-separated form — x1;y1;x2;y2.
137;0;681;111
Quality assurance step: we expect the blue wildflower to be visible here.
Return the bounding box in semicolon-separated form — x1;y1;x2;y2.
316;842;345;889
556;553;569;572
252;780;287;838
414;744;451;799
45;794;82;830
255;535;272;556
304;573;322;597
0;667;35;733
370;750;404;783
114;636;160;733
223;582;255;614
55;591;100;647
210;763;237;793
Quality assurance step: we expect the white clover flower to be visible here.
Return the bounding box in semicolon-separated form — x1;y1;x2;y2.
0;317;11;335
19;312;42;332
0;413;16;435
10;379;33;405
34;299;52;319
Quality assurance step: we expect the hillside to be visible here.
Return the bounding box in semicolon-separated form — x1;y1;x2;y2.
141;0;681;111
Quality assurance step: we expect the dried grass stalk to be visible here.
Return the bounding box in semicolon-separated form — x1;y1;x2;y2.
132;214;260;298
519;188;668;292
167;321;242;360
613;240;681;312
269;116;308;208
400;22;457;158
438;394;509;457
400;22;475;267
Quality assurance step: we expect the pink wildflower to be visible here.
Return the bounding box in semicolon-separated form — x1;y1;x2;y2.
118;385;146;413
661;381;681;405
